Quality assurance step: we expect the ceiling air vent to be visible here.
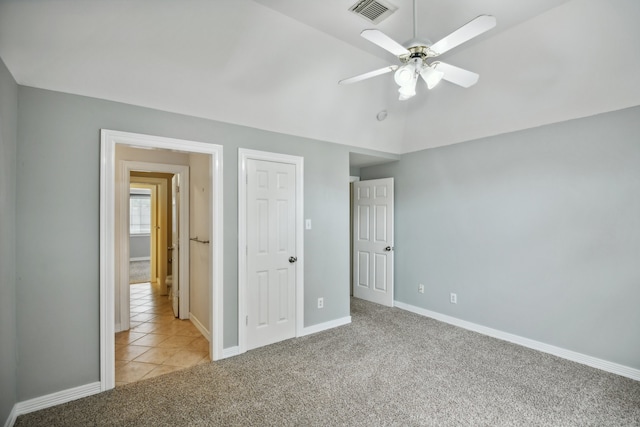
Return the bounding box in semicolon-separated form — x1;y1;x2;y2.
349;0;397;25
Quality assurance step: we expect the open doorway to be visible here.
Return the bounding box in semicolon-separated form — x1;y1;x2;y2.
100;130;224;391
116;162;188;332
115;163;200;385
348;152;399;307
114;170;212;386
128;173;174;293
128;185;153;285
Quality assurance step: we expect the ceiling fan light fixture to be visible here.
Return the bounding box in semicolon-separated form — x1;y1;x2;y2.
393;63;416;87
398;89;416;101
420;65;445;90
397;76;418;100
394;60;419;100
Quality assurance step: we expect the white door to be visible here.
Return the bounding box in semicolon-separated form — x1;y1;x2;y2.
353;178;394;307
246;159;297;350
171;175;180;317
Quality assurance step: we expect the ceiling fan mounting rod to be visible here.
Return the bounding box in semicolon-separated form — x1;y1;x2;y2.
412;0;418;40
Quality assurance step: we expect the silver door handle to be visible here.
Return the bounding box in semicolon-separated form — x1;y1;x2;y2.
289;256;298;263
384;246;393;251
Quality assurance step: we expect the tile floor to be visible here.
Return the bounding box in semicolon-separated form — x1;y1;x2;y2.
114;282;209;386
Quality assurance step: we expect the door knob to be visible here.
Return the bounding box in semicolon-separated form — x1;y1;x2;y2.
289;256;298;263
384;246;393;252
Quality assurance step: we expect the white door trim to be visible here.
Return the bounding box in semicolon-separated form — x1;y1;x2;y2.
100;129;224;391
120;161;189;330
238;148;304;354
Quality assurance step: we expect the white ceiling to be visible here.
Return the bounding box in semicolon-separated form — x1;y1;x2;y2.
0;0;639;155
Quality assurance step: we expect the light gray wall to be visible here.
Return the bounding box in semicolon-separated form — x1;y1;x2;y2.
0;57;18;424
129;235;150;259
361;106;640;370
16;86;352;400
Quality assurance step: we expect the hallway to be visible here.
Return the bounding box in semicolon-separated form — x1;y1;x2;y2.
114;282;209;386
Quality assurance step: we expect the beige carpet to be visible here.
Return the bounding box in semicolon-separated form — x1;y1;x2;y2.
129;260;150;284
15;298;640;426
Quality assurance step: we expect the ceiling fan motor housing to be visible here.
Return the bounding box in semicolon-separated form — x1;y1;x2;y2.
400;45;435;64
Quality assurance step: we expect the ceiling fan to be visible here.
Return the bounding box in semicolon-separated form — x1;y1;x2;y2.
339;0;496;100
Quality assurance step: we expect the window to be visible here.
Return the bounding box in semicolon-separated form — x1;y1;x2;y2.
130;189;151;234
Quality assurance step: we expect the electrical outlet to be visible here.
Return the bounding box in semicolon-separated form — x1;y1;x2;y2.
418;284;425;294
318;297;324;309
450;293;457;304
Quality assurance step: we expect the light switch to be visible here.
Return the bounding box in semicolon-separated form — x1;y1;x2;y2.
305;219;312;230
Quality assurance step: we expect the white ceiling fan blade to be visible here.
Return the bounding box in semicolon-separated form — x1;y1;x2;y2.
429;15;496;56
361;29;410;57
433;62;479;88
339;65;398;85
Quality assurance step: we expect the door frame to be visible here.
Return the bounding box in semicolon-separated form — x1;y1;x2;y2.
100;129;224;391
120;161;189;331
349;176;360;296
126;182;159;316
237;148;304;354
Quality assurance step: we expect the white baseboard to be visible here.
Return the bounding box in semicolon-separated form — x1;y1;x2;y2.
221;346;239;359
394;301;640;382
12;382;101;422
189;312;210;341
220;316;352;360
114;322;122;333
4;404;17;427
299;316;352;337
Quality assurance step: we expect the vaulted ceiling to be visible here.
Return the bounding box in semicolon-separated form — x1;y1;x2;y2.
1;0;638;154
